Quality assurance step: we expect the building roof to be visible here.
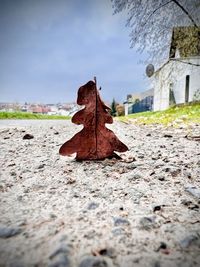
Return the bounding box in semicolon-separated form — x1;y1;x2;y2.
169;26;200;58
31;106;51;113
140;88;154;99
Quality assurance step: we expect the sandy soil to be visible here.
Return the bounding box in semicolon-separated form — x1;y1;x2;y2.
0;120;200;267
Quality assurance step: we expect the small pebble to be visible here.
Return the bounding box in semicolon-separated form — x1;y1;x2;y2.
23;134;34;140
0;226;21;238
113;217;130;226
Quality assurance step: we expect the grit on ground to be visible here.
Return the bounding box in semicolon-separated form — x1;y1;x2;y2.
0;120;200;267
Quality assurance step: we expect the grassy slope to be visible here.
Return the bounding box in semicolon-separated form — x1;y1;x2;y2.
117;102;200;126
0;111;71;120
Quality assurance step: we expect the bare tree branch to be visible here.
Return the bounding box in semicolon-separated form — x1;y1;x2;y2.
171;0;198;27
142;0;173;27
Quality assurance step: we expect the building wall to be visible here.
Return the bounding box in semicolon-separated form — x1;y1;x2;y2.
153;62;172;111
124;103;129;116
153;57;200;111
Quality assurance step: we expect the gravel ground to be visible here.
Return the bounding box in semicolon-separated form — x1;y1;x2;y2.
0;119;200;267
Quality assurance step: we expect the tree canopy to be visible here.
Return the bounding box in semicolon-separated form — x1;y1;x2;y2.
112;0;200;66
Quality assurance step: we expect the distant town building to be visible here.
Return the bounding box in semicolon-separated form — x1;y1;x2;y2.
153;26;200;111
124;89;154;115
30;105;50;114
0;102;79;116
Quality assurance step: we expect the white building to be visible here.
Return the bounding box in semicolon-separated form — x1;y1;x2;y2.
153;26;200;111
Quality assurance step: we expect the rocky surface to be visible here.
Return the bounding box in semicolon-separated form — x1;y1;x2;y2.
0;119;200;267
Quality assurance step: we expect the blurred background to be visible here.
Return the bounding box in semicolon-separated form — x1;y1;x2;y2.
0;0;148;106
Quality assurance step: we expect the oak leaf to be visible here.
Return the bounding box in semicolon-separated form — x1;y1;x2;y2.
59;80;128;160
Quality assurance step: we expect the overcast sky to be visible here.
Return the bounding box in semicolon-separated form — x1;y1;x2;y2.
0;0;149;104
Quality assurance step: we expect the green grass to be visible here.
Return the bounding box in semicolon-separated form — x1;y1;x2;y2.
0;111;71;120
117;102;200;126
